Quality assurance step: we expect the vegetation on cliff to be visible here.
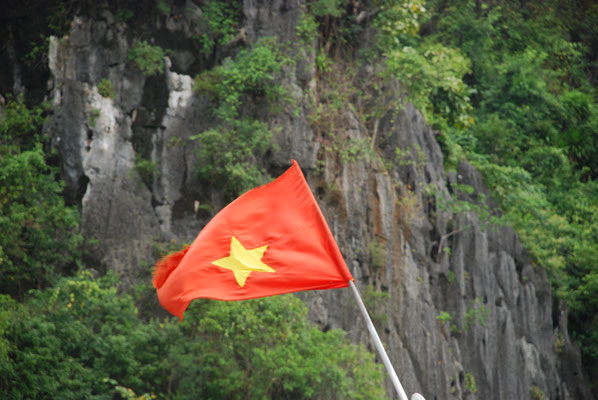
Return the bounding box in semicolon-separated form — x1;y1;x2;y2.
399;0;598;382
0;96;388;398
1;0;597;397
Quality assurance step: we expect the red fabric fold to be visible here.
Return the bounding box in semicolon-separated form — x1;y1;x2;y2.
153;160;353;319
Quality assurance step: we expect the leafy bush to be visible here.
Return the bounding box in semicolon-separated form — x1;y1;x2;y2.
368;238;386;270
372;0;474;166
385;43;474;130
128;41;166;76
155;0;170;16
296;11;319;44
419;0;598;380
192;120;271;197
0;272;172;399
0;95;45;153
194;39;289;122
195;0;241;55
372;0;426;50
0;97;82;298
0;147;82;298
114;8;133;22
175;294;388;400
310;0;345;18
97;78;114;98
0;272;389;400
192;39;290;196
464;372;477;394
133;155;157;187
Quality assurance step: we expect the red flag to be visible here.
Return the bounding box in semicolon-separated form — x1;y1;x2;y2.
153;160;353;319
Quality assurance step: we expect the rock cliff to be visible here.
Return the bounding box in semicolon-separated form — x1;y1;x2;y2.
1;1;593;398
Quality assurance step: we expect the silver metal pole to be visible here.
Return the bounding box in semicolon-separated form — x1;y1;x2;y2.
348;280;425;400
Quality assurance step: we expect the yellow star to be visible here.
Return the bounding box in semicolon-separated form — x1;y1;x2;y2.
212;236;275;287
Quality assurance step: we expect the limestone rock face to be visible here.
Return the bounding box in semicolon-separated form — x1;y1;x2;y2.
29;1;594;399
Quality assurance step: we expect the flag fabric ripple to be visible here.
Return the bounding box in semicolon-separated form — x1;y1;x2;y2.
153;160;353;319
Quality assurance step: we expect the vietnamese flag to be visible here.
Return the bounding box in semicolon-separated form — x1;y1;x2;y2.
153;160;353;319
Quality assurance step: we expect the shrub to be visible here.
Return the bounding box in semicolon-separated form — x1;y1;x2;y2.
192;120;271;196
195;1;241;55
464;372;477;393
0;97;82;298
155;0;170;16
133;155;157;187
0;95;45;153
368;238;387;270
115;8;133;22
0;272;390;400
128;41;166;76
192;39;290;197
97;78;114;98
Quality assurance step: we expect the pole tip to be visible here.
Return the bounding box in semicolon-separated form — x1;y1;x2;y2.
411;394;426;400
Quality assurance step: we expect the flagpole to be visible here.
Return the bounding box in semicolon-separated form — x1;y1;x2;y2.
348;280;425;400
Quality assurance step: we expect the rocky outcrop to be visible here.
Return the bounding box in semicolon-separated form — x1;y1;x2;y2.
3;0;592;398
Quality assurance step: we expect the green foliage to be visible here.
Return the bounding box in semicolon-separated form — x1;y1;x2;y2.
0;97;82;298
553;331;565;353
437;299;489;335
368;238;386;270
0;91;388;399
414;0;598;379
24;1;75;67
194;1;241;55
192;39;290;196
115;8;134;22
46;0;73;35
463;297;490;331
128;41;166;77
0;95;46;153
436;311;452;323
436;311;461;337
192;120;271;196
133;156;157;187
303;0;364;55
0;272;389;400
309;61;380;167
89;108;101;127
316;51;333;73
0;272;170;399
394;144;427;171
381;2;597;374
372;0;426;50
395;185;422;237
0;148;82;298
436;183;493;226
384;43;474;130
310;0;345;18
372;1;475;170
97;78;114;98
24;36;51;68
155;0;171;16
194;39;289;122
436;311;458;336
362;285;391;324
338;137;373;163
425;181;498;261
373;0;474;129
178;295;388;400
309;61;356;134
296;11;319;44
530;384;546;400
464;372;477;394
473;158;598;372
